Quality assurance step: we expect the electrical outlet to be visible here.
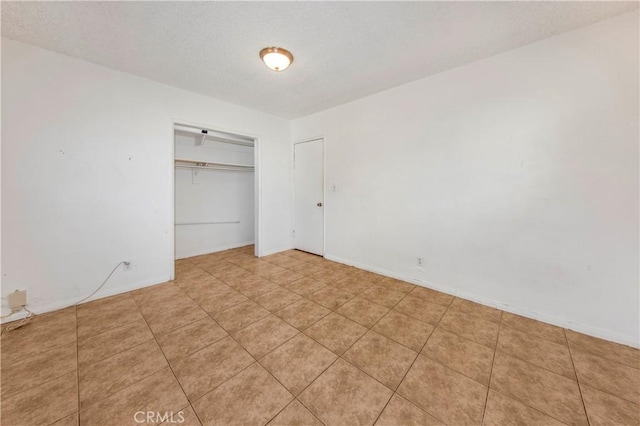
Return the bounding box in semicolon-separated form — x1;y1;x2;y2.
417;257;423;266
9;290;27;311
123;261;132;271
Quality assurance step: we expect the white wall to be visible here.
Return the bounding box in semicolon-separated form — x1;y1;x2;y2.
292;12;639;346
174;133;255;258
1;38;293;317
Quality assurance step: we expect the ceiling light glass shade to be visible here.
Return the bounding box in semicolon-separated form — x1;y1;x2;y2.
260;47;294;72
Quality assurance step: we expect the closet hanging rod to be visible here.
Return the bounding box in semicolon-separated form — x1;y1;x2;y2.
175;159;253;168
175;164;254;172
174;159;254;172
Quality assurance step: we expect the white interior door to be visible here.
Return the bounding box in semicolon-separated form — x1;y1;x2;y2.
294;139;324;255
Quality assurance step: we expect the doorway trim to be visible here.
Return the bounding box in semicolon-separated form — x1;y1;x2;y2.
170;118;261;280
292;136;326;257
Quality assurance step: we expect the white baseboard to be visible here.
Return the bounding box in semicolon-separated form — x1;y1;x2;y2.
176;241;255;259
6;249;636;349
259;245;294;257
324;254;639;349
1;274;171;324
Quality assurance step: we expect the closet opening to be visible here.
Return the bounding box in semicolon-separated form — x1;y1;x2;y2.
172;123;258;271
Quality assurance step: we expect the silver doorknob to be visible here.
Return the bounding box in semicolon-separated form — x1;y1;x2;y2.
317;202;323;207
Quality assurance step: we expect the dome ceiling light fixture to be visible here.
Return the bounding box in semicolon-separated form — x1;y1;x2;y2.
260;47;294;72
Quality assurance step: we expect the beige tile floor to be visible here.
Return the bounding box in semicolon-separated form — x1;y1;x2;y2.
1;246;639;425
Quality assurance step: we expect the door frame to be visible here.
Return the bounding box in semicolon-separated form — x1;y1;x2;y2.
170;118;262;280
292;137;326;256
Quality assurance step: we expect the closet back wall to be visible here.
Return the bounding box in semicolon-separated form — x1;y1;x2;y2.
174;134;255;258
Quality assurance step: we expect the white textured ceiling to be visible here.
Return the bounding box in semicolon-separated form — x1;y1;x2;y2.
2;1;637;119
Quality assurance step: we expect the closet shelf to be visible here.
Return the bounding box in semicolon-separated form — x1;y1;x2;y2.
174;158;254;172
174;124;255;147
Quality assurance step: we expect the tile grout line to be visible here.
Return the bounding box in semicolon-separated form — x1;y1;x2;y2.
364;289;452;356
195;254;325;322
417;354;492;394
174;268;273;333
78;350;166;412
481;309;503;425
568;345;640;372
339;342;409;396
310;283;444;404
2;326;78;367
436;308;501;349
427;306;588;385
3;362;78;411
564;328;592;426
436;306;610;388
372;287;455;423
81;336;156;368
289;356;342;423
188;403;205;426
501;312;576;348
201;300;303;372
253;292;308;316
76;308;187;414
188;309;302;423
370;293;454;426
173;267;230;426
482;325;584;425
557;334;640;402
77;315;147;344
189;356;260;408
16;310;80;426
445;305;595;425
277;303;332;331
488;387;572;425
293;397;328;426
495;322;637;419
490;335;585;384
4;312;75;418
341;285;416;358
370;291;453;332
562;361;640;408
129;294;197;421
294;281;417;424
234;325;302;364
256;354;315;425
4;307;149;424
265;397;325;426
74;306;80;425
366;283;418;331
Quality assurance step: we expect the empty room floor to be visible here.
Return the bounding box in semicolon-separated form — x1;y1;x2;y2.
1;247;638;426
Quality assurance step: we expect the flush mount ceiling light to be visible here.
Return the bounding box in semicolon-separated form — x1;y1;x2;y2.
260;47;294;72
